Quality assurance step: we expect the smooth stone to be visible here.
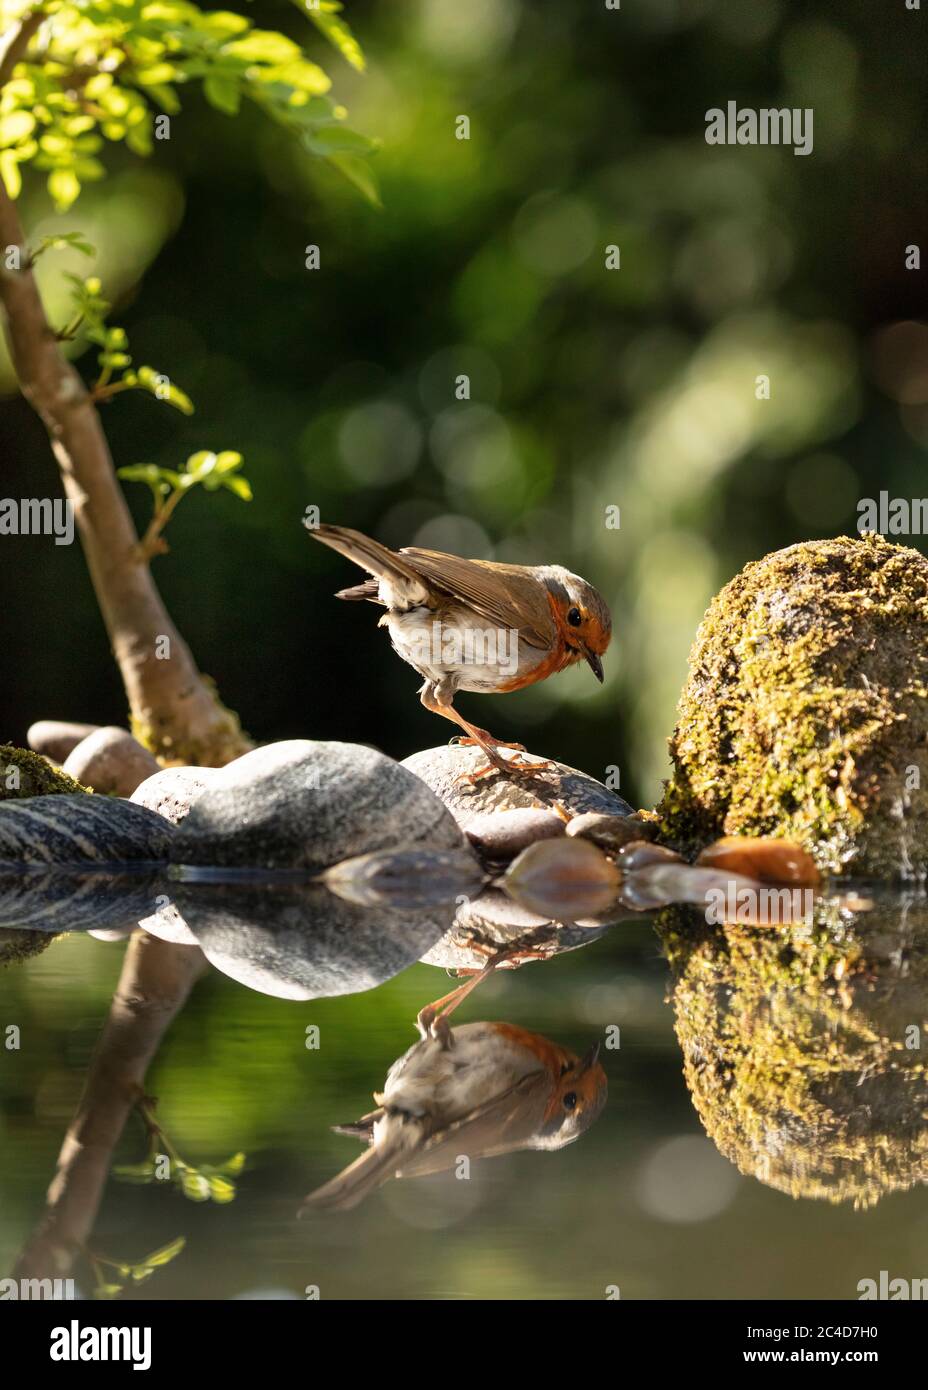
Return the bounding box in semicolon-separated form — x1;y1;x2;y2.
0;794;174;867
131;766;219;825
322;847;484;908
420;888;611;973
401;744;633;831
464;808;566;862
171;880;453;999
567;811;657;853
62;726;159;797
27;720;101;765
170;739;466;872
0;868;169;932
503;837;621;920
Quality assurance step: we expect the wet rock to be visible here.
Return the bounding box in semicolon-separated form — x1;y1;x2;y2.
695;835;820;887
171;880;453;999
420;889;613;973
658;895;928;1207
464;808;566;863
0;744;87;801
322;846;484;908
503;836;621;921
402;745;633;834
131;766;218;826
27;720;101;765
0;869;169;933
567;811;656;853
170;739;466;873
658;534;928;878
0;795;174;867
62;726;159;797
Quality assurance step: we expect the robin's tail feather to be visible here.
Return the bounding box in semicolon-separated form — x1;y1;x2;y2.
307;523;426;594
300;1116;421;1214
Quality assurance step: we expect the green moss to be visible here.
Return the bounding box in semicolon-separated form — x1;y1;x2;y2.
657;535;928;877
0;744;88;800
129;675;252;767
657;900;928;1207
0;745;90;965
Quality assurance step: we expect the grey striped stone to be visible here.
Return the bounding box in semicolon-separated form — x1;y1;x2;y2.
0;794;174;867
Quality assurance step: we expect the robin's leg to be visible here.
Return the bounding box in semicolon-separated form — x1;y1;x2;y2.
420;684;555;781
416;945;527;1046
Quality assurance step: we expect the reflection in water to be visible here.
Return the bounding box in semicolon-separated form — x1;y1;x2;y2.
659;895;928;1208
302;1018;607;1213
3;847;928;1294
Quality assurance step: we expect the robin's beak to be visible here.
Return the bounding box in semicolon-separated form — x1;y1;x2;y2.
578;1041;601;1073
582;646;604;683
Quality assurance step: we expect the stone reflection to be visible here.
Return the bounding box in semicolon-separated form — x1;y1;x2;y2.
658;895;928;1208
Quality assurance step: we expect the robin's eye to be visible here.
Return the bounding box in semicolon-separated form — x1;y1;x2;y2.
563;1091;578;1111
566;607;582;627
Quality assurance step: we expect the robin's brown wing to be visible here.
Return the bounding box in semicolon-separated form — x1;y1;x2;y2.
400;549;556;651
393;1069;553;1178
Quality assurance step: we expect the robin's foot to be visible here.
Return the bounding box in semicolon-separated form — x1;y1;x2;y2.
454;749;559;785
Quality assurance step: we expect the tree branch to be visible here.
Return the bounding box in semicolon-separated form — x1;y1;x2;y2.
13;931;208;1282
0;9;45;88
0;184;252;765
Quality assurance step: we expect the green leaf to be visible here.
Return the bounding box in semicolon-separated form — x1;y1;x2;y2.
93;1284;125;1300
326;151;381;208
0;150;22;199
180;1170;211;1201
0;110;36;145
136;1236;186;1269
223;32;303;65
207;1175;237;1203
299;1;366;72
305;125;377;156
204;76;241;116
49;168;81;211
220;475;253;501
214;451;244;473
36;231;96;258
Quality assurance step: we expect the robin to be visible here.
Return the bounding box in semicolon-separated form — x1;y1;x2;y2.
301;964;607;1212
307;522;612;775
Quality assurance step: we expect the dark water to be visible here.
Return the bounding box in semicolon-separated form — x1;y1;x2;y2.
1;877;926;1301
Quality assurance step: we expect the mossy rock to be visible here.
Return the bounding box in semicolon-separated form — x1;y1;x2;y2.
657;900;928;1208
0;744;88;801
0;745;89;966
657;535;928;877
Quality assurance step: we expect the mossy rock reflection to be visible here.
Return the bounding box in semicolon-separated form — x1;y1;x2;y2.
658;900;928;1208
657;535;928;877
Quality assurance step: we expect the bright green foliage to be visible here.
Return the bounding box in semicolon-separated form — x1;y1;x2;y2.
112;1094;247;1206
88;1236;186;1299
114;1147;246;1202
57;266;195;411
0;0;377;210
118;450;252;557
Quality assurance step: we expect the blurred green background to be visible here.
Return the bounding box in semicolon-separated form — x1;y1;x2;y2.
1;0;926;811
1;0;927;1301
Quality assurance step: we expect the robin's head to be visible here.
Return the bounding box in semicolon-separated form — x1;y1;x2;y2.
535;1042;609;1149
542;569;613;683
